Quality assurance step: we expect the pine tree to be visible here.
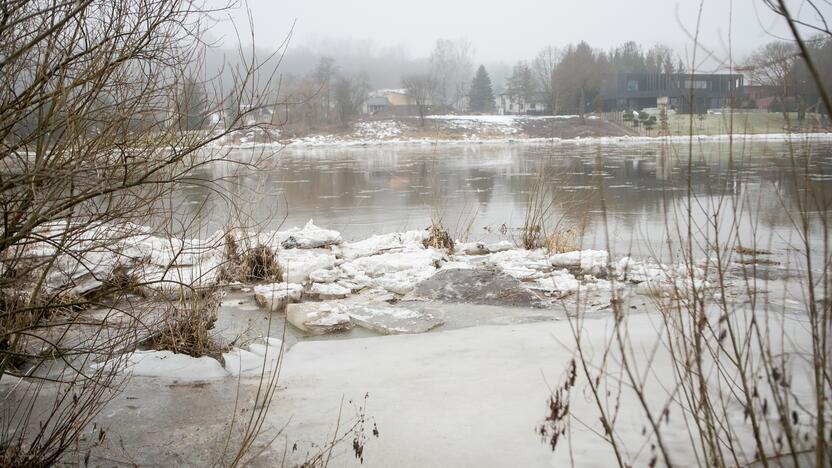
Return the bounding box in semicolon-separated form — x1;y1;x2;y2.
468;65;495;113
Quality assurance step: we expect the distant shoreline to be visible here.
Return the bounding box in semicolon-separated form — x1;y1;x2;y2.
215;114;832;150
219;131;832;150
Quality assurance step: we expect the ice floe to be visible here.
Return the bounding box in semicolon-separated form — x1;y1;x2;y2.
276;219;342;249
254;283;304;311
286;302;353;335
97;350;228;381
341;303;444;334
550;249;610;275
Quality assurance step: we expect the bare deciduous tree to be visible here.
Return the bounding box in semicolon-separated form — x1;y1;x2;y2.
0;0;281;463
402;73;435;125
429;38;473;111
741;41;799;118
533;46;562;114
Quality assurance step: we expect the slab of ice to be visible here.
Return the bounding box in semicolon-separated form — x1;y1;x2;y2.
550;250;609;275
276;220;341;249
487;248;550;280
247;337;284;358
527;270;581;297
309;282;351;299
335;230;427;260
457;242;489;255
100;350;228;380
309;268;341;283
342;304;444;334
487;241;514;253
224;337;283;375
254;283;303;312
223;348;269;376
374;267;439;295
636;278;710;298
277;249;336;283
615;256;667;283
340;248;443;278
286;302;352;335
339;248;443;295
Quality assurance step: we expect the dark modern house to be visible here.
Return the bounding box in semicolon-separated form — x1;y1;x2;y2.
601;73;744;113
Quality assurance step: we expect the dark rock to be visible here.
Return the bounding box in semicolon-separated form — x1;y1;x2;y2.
281;236;300;249
406;268;543;307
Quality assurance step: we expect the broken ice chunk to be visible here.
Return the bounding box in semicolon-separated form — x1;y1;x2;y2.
343;304;443;334
309;268;341;283
254;283;303;312
309;282;351;300
276;220;342;249
286;302;352;335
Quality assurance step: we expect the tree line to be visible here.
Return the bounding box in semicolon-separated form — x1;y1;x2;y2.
174;35;832;132
742;35;832;119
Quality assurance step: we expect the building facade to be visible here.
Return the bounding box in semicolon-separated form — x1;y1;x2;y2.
497;92;548;115
601;73;744;114
362;89;423;116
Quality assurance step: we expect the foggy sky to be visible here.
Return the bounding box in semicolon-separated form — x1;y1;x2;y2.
210;0;828;66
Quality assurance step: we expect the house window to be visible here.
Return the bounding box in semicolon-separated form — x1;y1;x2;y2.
684;80;708;89
627;80;639;91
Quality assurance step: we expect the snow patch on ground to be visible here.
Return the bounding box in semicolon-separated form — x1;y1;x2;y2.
353;120;403;139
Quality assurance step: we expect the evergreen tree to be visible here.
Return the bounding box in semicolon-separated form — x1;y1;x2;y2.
468;65;495;113
507;61;537;102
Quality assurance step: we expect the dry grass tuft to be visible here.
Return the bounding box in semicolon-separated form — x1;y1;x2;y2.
223;231;242;265
239;246;283;283
150;291;225;358
734;245;772;256
423;220;455;253
520;224;544;250
545;228;578;254
218;233;284;284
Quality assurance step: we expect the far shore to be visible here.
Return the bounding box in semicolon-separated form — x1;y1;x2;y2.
215;113;832;149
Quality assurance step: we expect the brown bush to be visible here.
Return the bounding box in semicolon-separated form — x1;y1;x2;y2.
423;220;455;253
545;228;578;254
150;291;225;358
239;246;283;283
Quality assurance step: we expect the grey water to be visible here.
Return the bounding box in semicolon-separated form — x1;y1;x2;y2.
176;140;832;262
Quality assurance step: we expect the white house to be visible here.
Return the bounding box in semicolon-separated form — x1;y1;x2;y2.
497;91;548;115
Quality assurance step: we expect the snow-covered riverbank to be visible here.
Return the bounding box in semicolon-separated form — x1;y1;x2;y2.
212;115;832;149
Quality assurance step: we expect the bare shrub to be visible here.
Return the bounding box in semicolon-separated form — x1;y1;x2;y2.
544;228;578;254
520;168;553;250
538;6;832;465
537;359;576;451
0;0;279;463
239;246;284;283
292;394;379;468
149;291;224;358
218;230;283;284
423;219;455;252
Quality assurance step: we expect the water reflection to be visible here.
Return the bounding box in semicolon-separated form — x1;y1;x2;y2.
175;141;832;259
